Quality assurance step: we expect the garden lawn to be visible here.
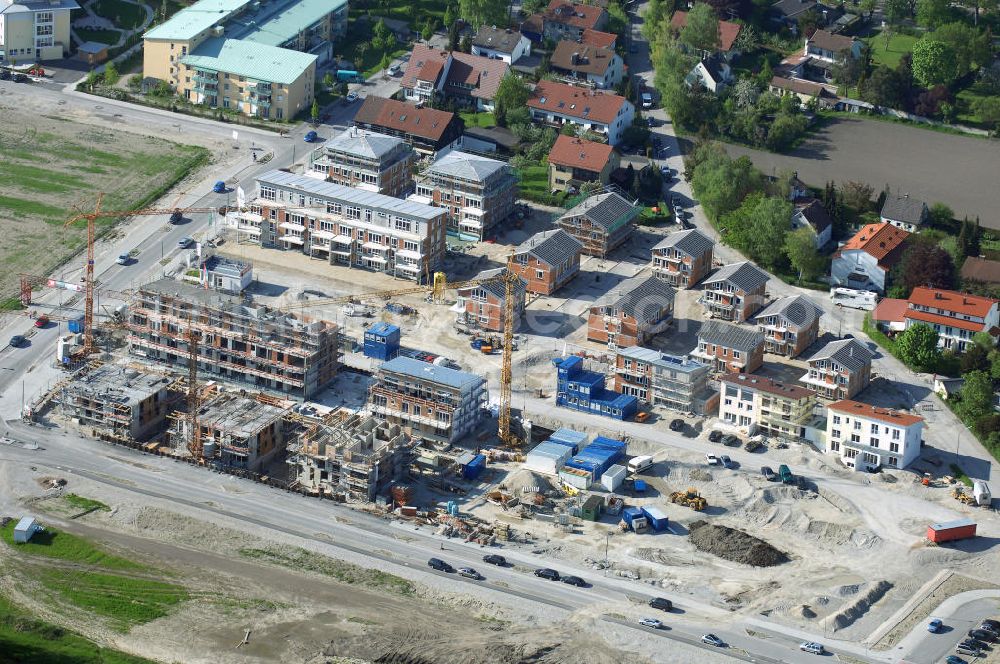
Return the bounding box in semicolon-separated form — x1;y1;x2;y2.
863;32;919;68
91;0;146;29
75;27;122;45
459;111;497;128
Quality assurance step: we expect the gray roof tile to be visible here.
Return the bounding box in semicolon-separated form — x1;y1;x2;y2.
380;356;486;389
703;261;770;293
880;194;927;225
561;192;639;231
753;295;823;331
652;228;715;257
462;267;528;301
592;275;675;325
809;338;872;372
427;150;509;182
697;320;765;352
515;228;584;266
322;128;408;160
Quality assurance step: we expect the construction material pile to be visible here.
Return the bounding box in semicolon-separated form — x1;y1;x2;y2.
688;520;788;567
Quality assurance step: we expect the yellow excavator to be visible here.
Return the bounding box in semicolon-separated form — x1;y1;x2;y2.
670;487;707;511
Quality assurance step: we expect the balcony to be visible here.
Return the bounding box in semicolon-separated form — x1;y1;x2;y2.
192;72;217;83
192;82;218;93
247;80;273;92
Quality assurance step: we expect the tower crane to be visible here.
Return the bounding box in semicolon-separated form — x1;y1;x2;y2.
282;265;523;447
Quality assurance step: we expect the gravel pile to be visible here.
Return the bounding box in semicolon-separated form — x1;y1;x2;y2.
687;520;788;567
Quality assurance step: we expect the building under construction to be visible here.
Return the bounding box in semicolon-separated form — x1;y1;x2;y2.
126;278;339;398
287;411;411;501
169;390;291;471
57;363;176;440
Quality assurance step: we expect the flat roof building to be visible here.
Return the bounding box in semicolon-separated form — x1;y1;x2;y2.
308;127;416;198
58;363;175;441
613;347;712;413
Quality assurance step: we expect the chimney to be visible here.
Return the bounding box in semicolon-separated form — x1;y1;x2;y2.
935;292;942;299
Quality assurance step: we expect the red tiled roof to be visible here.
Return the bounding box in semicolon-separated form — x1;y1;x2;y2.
528;79;629;124
551;40;618;76
871;297;907;324
903;310;995;333
401;44;509;101
545;0;606;29
835;222;910;267
961;256;1000;284
669;10;742;52
548;134;615;171
354;96;457;142
828;400;924;427
720;373;816;400
906;287;998;318
580;28;617;49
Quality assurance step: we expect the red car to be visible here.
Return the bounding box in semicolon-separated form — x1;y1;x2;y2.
34;315;49;328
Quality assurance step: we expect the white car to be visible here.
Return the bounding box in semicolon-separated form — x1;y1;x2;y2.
345;91;359;103
705;454;721;466
701;633;725;647
799;642;824;655
638;617;663;629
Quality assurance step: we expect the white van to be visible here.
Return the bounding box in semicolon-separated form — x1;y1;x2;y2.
628;455;654;474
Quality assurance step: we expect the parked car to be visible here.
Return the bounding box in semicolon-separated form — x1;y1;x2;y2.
34;315;49;328
744;437;764;452
669;419;684;431
389;63;401;75
946;656;968;664
345;91;359;103
169;209;183;224
720;455;733;468
9;335;25;347
721;434;740;447
12;73;28;83
638;617;663;629
981;619;1000;631
649;597;672;612
0;69;10;80
925;617;943;633
979;622;999;635
212;180;226;193
701;634;725;647
458;567;482;580
708;430;722;443
956;643;981;657
303;130;318;142
969;628;996;642
116;253;130;265
427;558;454;572
705;454;721;466
799;642;824;655
534;568;560;581
761;466;776;481
561;575;587;587
177;236;193;248
482;554;506;566
640;92;653;108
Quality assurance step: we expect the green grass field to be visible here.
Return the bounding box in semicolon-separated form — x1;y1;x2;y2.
64;494;111;513
76;27;122;45
460;111;497;128
516;161;551;200
0;595;156;663
240;547;414;595
92;0;146;29
1;521;141;571
863;32;919;68
348;0;447;23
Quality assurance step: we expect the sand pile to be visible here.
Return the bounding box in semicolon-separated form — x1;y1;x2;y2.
687;520;788;567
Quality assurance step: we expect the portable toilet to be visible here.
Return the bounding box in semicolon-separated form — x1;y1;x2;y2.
581;495;604;521
363;322;401;361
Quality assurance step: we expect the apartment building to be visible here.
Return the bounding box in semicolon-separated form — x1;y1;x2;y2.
143;0;346;119
455;268;527;333
400;43;510;110
719;373;817;439
553;355;638;421
368;356;488;444
613;347;712;413
587;275;675;349
548;135;619;194
0;0;77;62
414;150;517;240
650;228;714;289
699;261;769;322
521;0;608;42
58;364;174;441
353;96;464;154
753;294;823;358
287;412;411;501
308;127;416;198
690;320;765;374
557;191;638;257
550;39;624;88
800;338;872;400
126;278;339;398
233;170;447;282
902;287;1000;351
168;390;290;470
528;80;635;146
831;222;910;293
826;399;924;470
199;254;253;294
471;25;531;64
509;228;584;295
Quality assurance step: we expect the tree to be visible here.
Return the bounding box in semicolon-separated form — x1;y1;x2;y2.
883;0;910;26
85;69;101;90
916;0;951;27
606;2;629;40
859;0;877;18
959;370;995;417
103;62;119;87
841;180;874;213
460;34;472;53
785;227;826;280
928;202;953;228
833;50;865;87
898;238;955;292
310;99;320;123
458;0;507;29
934;22;992;75
961;342;991;373
732;78;759;108
421;20;435;41
896;323;940;371
444;4;456;28
973;96;1000;132
641;0;671;42
493;73;530;127
915;85;952;117
690;150;762;221
680;3;720;54
720;193;792;269
765;113;807;151
911;39;958;88
323;72;335;90
379;53;392;77
733;23;757;52
860;66;905;108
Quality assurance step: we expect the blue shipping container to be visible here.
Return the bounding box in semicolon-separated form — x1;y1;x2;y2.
363;322;401;361
622;506;644;527
68;317;85;334
463;454;487;480
641;506;669;531
548;427;587;455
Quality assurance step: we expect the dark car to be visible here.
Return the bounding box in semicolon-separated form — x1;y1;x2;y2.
0;69;10;80
979;622;1000;635
427;558;454;572
534;568;560;581
761;466;776;481
483;554;507;566
721;434;741;447
561;575;587;587
669;419;684;431
169;209;183;224
982;619;1000;630
707;430;722;443
649;597;673;612
969;629;996;642
9;335;25;347
946;655;968;664
304;130;318;142
12;73;28;83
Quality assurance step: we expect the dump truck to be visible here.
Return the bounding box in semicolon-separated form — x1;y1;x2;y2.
669;487;707;511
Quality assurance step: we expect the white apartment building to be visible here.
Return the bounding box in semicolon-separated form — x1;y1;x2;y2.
0;0;77;62
718;373;817;439
826;399;924;470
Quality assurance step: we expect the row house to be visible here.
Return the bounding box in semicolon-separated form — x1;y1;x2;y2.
902;287;1000;352
548;134;619;194
800;338;872;400
414;150;517;241
613;347;712;413
369;356;488;444
587;275;675;350
471;25;532;64
699;261;769;322
831;222;910;294
353;96;464;154
527;80;635;146
650;228;714;289
308;127;416;198
690;320;764;375
719;373;817;439
235;170;447;282
826;400;924;470
557;191;638;258
550;40;624;89
455;267;527;333
752;294;823;358
521;0;608;42
509;228;584;295
400;43;510;110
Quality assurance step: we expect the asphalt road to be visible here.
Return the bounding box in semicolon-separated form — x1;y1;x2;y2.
897;597;1000;664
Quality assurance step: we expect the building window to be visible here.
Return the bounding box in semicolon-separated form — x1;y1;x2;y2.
260;185;276;201
870;423;879;434
853;420;861;430
889;442;899;453
891;428;900;440
832;415;841;425
851;434;861;443
830;440;840;452
870;438;879;448
831;429;840;439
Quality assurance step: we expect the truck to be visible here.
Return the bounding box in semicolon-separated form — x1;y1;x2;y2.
335;69;363;83
628;455;654;474
778;464;793;484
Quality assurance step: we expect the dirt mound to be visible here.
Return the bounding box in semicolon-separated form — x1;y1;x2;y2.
687;520;788;567
688;469;713;482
